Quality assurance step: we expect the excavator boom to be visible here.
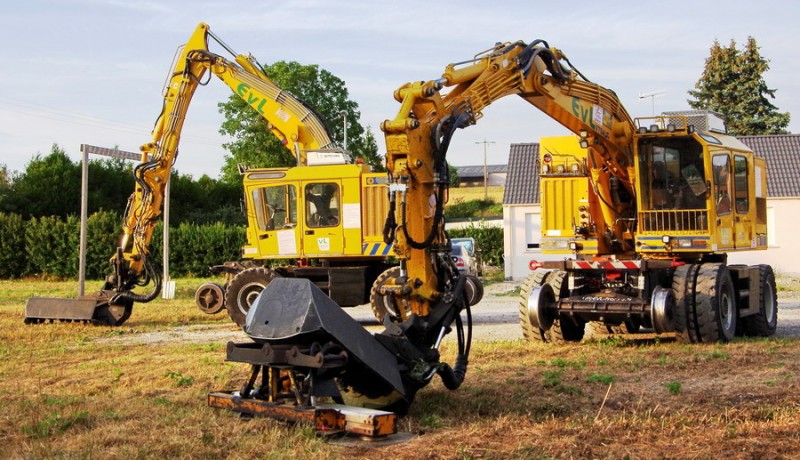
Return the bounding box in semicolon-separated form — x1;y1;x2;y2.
25;23;337;325
381;39;637;317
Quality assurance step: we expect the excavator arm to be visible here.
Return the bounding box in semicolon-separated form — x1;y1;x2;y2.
381;40;637;317
114;23;335;303
26;23;336;325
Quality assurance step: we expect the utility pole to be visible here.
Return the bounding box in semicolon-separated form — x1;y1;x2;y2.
339;110;348;151
475;140;495;200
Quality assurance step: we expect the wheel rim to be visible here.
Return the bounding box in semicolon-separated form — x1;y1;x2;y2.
236;281;265;316
720;286;734;332
764;282;776;325
196;283;224;314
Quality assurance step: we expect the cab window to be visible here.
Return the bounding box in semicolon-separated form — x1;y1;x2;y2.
305;183;340;228
733;155;749;214
712;154;732;215
251;184;296;230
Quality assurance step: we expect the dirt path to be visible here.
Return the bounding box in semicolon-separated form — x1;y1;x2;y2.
97;282;800;345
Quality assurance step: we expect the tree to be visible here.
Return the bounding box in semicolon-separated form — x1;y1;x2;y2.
218;61;382;183
688;37;790;135
0;165;12;213
448;163;460;187
11;144;81;218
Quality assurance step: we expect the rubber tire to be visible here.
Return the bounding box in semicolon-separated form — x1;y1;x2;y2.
739;265;778;337
225;267;279;327
672;263;700;343
519;269;584;344
369;267;411;324
688;263;737;343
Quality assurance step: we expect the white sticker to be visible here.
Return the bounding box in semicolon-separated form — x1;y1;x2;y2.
317;237;330;251
593;105;606;128
275;108;291;123
343;203;361;229
277;229;297;255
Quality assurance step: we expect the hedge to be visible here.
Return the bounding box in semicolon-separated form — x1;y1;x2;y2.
0;212;505;279
0;213;26;278
0;212;245;280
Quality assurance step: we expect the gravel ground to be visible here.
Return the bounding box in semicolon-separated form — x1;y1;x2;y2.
100;281;800;345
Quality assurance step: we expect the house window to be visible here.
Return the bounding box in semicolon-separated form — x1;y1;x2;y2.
525;212;541;250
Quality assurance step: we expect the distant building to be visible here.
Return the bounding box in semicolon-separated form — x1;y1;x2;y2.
454;164;507;187
501;135;800;281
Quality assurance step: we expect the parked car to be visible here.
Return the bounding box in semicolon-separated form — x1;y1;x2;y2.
451;237;483;276
451;244;479;276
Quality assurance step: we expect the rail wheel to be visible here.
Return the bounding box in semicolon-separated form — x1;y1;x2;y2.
225;267;279;327
519;269;584;344
369;267;410;324
464;274;484;306
688;263;737;343
739;264;778;337
195;282;226;315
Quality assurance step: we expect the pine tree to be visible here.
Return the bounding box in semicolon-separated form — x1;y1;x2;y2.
688;37;790;135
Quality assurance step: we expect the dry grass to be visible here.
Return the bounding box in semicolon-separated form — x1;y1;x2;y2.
2;279;800;459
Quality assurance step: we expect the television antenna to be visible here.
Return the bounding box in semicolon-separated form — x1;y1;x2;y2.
638;90;666;116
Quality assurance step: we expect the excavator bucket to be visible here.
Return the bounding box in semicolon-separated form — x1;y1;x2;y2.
24;291;132;326
243;278;406;398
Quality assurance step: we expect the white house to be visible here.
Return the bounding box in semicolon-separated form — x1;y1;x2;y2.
502;136;800;281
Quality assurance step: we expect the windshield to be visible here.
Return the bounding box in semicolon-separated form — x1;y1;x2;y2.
637;137;707;210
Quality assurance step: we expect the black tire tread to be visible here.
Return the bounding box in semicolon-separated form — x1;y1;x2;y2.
740;264;778;337
224;267;277;327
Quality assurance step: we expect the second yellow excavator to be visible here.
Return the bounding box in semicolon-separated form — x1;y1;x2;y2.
25;23;409;327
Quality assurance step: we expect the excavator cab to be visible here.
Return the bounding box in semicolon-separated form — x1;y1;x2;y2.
634;112;768;256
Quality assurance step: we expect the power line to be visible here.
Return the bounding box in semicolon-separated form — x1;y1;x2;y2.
0;96;226;147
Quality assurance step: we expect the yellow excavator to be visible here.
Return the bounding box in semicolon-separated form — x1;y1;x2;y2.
205;37;776;434
25;23;406;327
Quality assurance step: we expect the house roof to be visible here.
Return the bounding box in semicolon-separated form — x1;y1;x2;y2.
503;134;800;205
455;164;508;179
502;143;540;205
737;134;800;198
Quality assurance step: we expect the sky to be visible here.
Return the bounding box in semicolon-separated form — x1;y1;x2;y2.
1;0;798;179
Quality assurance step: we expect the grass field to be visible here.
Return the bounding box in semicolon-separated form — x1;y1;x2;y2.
1;278;799;459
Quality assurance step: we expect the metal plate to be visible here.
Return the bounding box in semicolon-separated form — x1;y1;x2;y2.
24;297;97;322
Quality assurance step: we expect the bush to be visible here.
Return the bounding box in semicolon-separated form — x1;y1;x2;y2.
26;215;80;278
0;213;27;278
449;224;504;267
85;211;122;279
150;222;245;277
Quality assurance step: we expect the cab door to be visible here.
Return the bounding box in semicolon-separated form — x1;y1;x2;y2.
301;181;344;257
245;182;301;259
711;153;735;251
732;154;754;249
